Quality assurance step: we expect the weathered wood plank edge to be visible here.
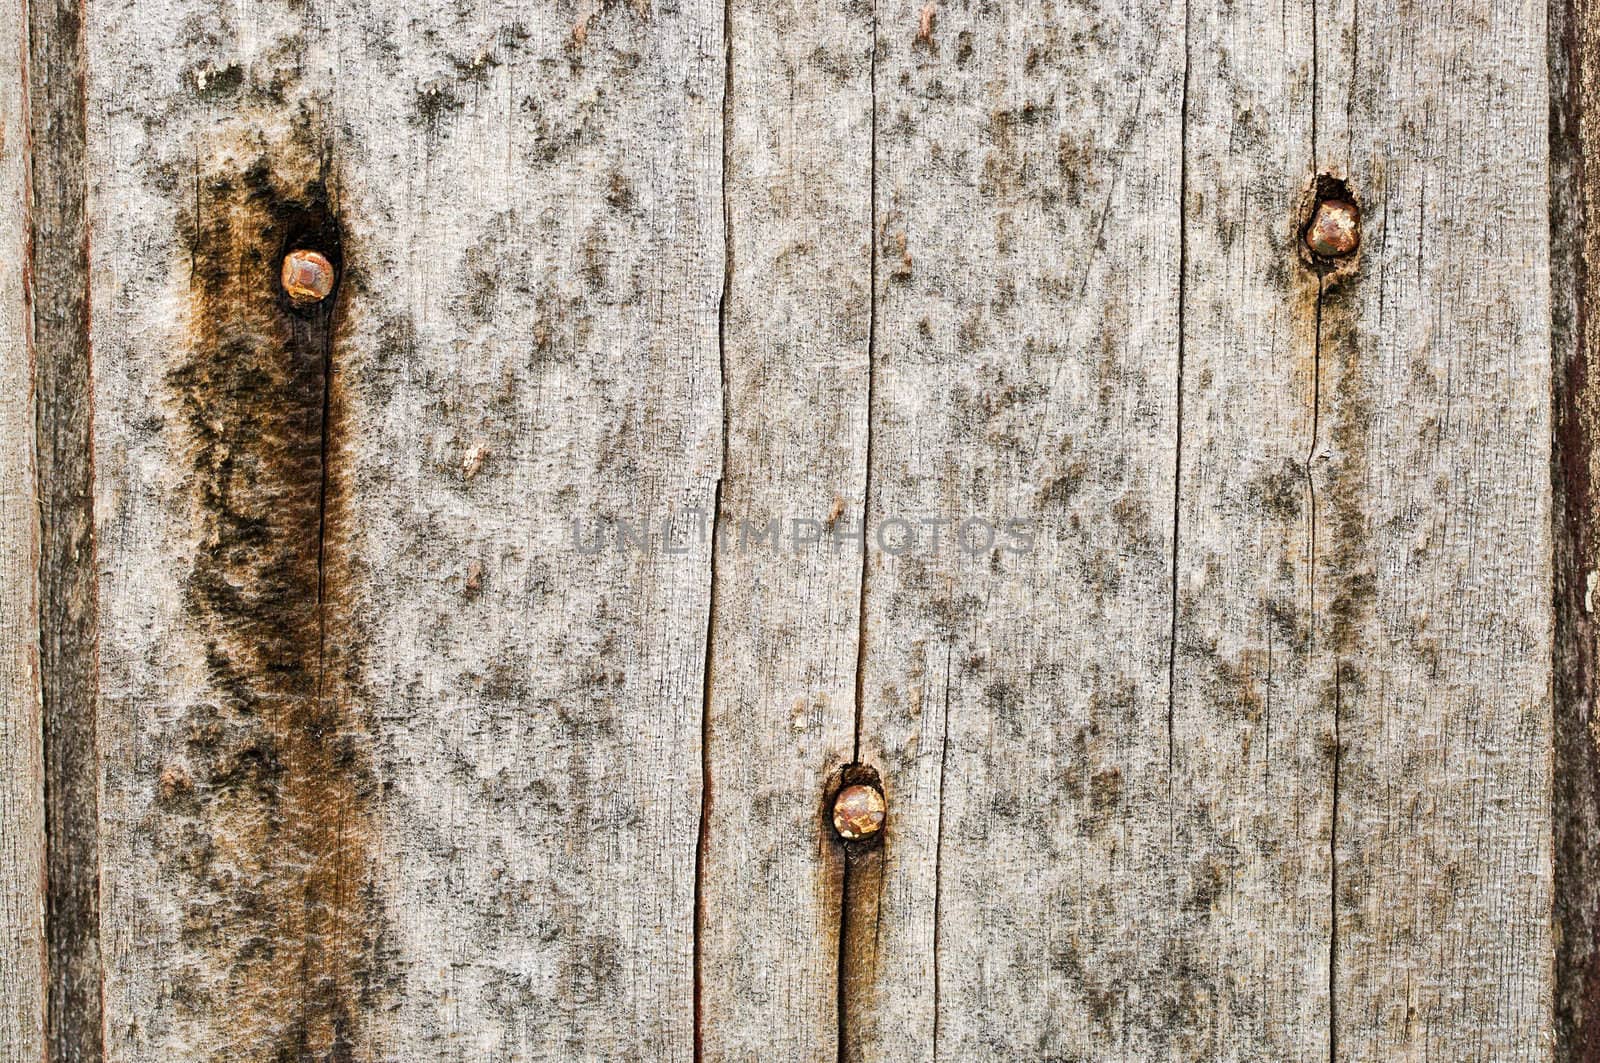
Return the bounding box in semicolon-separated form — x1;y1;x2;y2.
25;0;102;1055
692;0;736;1051
2;0;45;1056
1553;0;1600;1053
838;0;880;1055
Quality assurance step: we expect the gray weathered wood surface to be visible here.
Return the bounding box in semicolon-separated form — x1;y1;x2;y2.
10;0;1575;1057
1;4;44;1059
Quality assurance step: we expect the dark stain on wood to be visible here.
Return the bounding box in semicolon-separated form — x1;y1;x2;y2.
823;762;886;1062
165;124;380;1061
1551;0;1600;1053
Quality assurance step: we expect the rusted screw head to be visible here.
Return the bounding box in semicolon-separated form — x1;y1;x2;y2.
281;249;336;305
832;783;886;840
1304;199;1360;258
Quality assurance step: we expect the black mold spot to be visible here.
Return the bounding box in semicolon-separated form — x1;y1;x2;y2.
413;80;465;130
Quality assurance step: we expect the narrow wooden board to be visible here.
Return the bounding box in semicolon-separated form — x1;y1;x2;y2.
695;0;873;1054
1331;0;1555;1054
855;0;1187;1056
1553;0;1600;1053
1173;0;1332;1055
86;0;722;1058
0;3;44;1058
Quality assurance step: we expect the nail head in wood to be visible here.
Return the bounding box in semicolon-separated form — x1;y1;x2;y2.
1304;199;1360;258
832;783;886;840
281;249;336;305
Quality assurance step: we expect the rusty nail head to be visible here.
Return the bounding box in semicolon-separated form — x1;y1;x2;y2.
832;783;886;840
281;249;336;305
1304;199;1360;258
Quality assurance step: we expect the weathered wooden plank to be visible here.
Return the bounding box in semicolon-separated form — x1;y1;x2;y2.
696;0;872;1053
1174;0;1332;1056
87;0;722;1058
1;3;45;1058
1330;0;1555;1055
1553;0;1600;1053
29;0;102;1054
855;0;1186;1056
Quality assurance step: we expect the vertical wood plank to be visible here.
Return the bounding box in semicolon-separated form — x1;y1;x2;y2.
1;1;44;1057
857;0;1186;1056
1176;0;1332;1055
1332;0;1555;1054
1552;0;1600;1051
29;0;101;1050
86;0;723;1058
698;0;873;1053
327;7;723;1057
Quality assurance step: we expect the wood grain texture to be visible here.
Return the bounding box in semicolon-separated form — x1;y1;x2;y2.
1330;0;1554;1056
1173;0;1333;1053
1;1;45;1058
71;0;1561;1055
86;0;721;1058
856;0;1186;1056
1552;0;1600;1053
696;0;872;1053
29;0;103;1052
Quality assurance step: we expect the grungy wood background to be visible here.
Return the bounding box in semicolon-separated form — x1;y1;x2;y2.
4;0;1598;1055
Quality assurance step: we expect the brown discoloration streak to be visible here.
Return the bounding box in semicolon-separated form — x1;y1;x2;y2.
166;123;378;1061
824;762;886;1061
1552;0;1600;1053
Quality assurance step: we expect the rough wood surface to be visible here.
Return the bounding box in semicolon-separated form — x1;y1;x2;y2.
855;0;1186;1057
1330;0;1554;1055
29;0;103;1052
58;0;1564;1056
1175;0;1332;1053
695;0;871;1053
1553;0;1600;1054
1;3;44;1058
86;0;721;1058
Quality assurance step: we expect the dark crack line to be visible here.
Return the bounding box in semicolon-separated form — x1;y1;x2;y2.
1308;5;1337;1053
930;644;953;1062
1307;271;1334;1060
692;0;735;1054
1167;0;1191;790
1329;644;1342;1062
849;0;880;766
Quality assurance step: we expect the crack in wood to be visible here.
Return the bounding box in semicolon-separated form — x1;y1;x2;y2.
692;0;736;1054
836;0;883;1056
1552;0;1600;1052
